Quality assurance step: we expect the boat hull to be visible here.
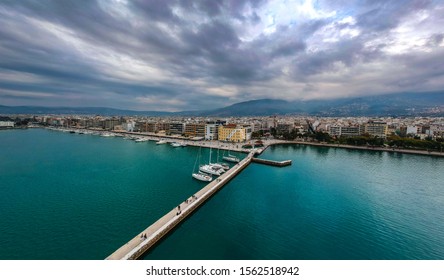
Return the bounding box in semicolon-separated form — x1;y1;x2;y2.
192;172;212;182
199;165;223;176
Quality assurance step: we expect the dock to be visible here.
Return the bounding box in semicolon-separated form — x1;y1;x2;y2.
251;157;292;167
106;150;256;260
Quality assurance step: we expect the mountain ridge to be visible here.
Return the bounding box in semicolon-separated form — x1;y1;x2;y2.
1;92;443;117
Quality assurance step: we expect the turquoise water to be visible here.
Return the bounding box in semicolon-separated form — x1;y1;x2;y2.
144;145;444;260
0;129;240;259
1;129;443;259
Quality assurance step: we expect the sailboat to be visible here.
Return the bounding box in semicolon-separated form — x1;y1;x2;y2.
213;146;230;170
192;147;212;182
222;149;240;163
199;147;224;176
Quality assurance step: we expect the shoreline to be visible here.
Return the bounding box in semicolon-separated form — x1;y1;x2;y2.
31;126;444;158
266;140;444;158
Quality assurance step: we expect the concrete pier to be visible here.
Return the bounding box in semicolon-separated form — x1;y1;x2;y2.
106;151;255;260
251;157;292;167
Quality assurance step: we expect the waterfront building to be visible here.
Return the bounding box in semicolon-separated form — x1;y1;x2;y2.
122;121;135;132
157;122;170;134
205;123;219;140
218;124;251;142
104;118;121;130
135;121;148;132
406;126;420;136
184;123;206;138
341;126;361;137
329;126;341;136
169;122;184;135
146;122;157;133
365;120;388;138
328;125;361;137
0;121;14;128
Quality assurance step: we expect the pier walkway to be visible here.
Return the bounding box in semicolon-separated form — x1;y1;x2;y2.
106;150;256;260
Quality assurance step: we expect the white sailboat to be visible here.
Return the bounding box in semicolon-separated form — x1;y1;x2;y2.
222;149;240;163
213;146;230;170
199;164;224;176
192;147;212;181
156;139;167;144
192;172;212;181
200;147;224;175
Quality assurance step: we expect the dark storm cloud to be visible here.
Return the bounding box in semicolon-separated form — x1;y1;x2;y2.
0;0;443;110
356;0;431;31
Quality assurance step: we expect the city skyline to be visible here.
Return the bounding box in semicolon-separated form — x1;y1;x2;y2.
1;0;444;111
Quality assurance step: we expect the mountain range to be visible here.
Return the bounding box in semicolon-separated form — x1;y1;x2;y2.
1;92;443;117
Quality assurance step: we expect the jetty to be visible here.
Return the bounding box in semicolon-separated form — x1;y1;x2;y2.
251;157;292;167
106;150;256;260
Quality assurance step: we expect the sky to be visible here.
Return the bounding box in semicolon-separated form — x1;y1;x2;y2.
0;0;443;111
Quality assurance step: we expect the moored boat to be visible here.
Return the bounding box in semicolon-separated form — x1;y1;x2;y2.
134;137;149;142
199;164;224;176
170;142;181;147
192;172;212;182
209;163;226;173
101;132;114;137
223;154;240;163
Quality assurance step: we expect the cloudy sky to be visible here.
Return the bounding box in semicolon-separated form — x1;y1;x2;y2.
0;0;443;111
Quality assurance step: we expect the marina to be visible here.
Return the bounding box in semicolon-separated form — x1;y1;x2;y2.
0;128;443;260
106;150;256;260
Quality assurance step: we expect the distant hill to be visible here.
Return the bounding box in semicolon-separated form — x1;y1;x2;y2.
0;105;171;116
201;91;444;117
1;91;443;117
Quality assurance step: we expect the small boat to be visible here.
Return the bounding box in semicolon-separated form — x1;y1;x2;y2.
209;163;226;173
134;137;149;142
223;154;240;163
101;133;114;137
192;147;214;181
170;142;181;147
156;139;167;144
215;162;230;170
199;164;223;176
192;172;212;182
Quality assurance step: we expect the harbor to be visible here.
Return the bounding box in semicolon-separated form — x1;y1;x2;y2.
45;126;297;259
44;126;444;157
106;150;257;260
1;128;443;260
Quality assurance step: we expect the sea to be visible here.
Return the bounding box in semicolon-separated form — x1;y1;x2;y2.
0;129;443;260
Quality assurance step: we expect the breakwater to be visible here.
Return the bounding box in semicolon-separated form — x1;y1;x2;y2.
251;157;292;167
